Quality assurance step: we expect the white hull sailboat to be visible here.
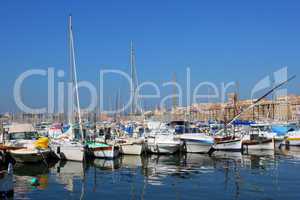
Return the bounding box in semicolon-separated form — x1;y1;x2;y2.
242;135;275;150
243;124;283;150
212;76;296;152
49;125;85;162
117;137;145;155
49;15;85;162
51;139;85;162
120;143;144;155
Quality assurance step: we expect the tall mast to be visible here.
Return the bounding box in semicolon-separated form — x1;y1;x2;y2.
118;89;121;119
68;15;74;125
114;89;121;122
130;41;135;115
172;73;177;121
69;15;84;141
235;81;240;117
172;73;178;109
130;41;141;115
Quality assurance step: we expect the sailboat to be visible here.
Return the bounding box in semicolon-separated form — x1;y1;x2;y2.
116;123;145;155
49;15;85;162
86;141;120;159
85;122;120;159
118;136;145;155
212;134;243;151
117;41;145;155
213;75;296;152
242;124;277;151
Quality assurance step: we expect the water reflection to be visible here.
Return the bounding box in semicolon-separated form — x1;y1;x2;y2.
93;158;121;171
51;161;84;192
6;149;300;199
143;154;181;185
211;151;243;161
242;150;277;171
13;163;50;199
121;155;143;169
280;146;300;160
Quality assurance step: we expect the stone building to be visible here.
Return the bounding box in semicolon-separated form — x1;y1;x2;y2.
165;93;300;122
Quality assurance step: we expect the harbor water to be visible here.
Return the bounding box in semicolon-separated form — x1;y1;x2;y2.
9;148;300;200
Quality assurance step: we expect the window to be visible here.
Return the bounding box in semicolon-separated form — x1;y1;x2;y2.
9;132;38;140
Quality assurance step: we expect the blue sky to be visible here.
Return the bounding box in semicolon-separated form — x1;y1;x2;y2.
0;0;300;112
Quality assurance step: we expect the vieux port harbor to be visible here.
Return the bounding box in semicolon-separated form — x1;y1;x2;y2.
1;1;300;200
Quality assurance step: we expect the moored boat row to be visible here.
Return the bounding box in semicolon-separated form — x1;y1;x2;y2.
3;119;300;165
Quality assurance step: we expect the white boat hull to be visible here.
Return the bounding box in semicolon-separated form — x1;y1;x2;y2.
120;144;144;155
285;137;300;146
243;140;275;150
282;131;300;146
91;146;120;159
146;134;181;154
184;141;212;153
51;142;85;162
242;134;284;150
213;139;242;151
10;149;50;163
147;143;180;154
179;134;214;153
